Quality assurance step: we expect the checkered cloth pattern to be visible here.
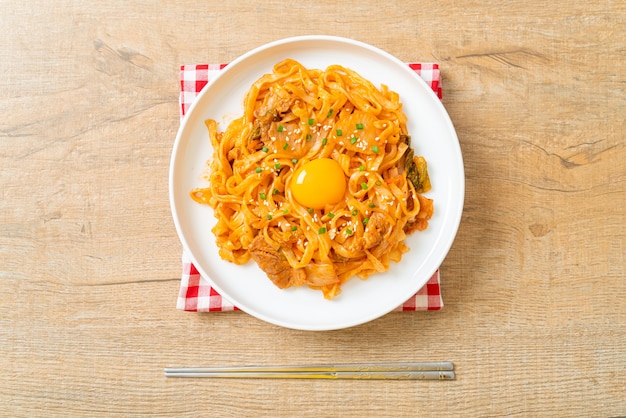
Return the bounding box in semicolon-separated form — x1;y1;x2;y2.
177;62;444;312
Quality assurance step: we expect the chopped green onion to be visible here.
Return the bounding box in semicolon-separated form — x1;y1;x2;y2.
318;227;327;235
262;146;269;153
356;123;364;130
369;203;376;208
277;125;285;132
259;193;266;200
351;209;358;216
274;163;281;170
272;189;279;195
346;228;353;235
291;226;297;231
363;217;370;225
327;109;334;118
308;208;314;214
292;158;298;164
306;133;312;141
327;212;335;218
336;129;342;136
266;215;273;220
359;165;365;171
322;137;328;146
283;209;289;214
308;118;315;126
361;182;368;190
255;167;262;173
371;145;379;154
283;143;289;150
350;136;358;144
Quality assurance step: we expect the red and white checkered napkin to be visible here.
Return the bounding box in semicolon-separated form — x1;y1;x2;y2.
177;62;444;312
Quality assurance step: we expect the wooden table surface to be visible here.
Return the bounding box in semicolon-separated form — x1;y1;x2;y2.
1;1;624;416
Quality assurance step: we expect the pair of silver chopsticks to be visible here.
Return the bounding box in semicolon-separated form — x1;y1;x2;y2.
164;361;455;380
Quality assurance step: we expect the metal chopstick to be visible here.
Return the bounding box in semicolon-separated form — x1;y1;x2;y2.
164;370;455;380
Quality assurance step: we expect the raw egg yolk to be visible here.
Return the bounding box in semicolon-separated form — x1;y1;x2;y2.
291;158;347;209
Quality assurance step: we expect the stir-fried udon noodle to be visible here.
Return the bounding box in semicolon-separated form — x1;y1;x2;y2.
191;59;433;299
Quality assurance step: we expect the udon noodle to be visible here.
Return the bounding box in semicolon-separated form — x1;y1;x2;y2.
191;59;433;299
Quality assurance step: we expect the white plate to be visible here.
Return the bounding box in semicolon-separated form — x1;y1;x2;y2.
169;35;464;331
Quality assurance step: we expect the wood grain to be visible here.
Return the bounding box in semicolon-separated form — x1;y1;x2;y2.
1;0;624;416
